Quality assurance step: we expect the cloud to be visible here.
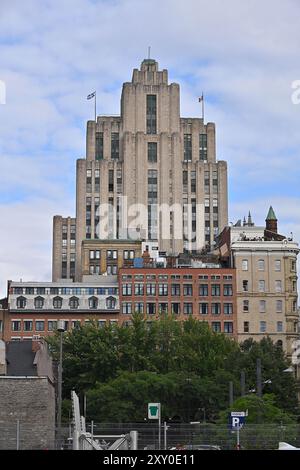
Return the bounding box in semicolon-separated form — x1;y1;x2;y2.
0;0;300;297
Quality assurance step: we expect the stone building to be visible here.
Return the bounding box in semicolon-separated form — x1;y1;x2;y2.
216;207;299;363
5;278;119;341
52;58;228;281
0;339;55;449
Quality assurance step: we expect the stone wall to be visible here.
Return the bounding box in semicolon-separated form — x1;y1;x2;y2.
0;377;55;449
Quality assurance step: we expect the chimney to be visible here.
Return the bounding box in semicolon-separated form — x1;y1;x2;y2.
265;206;277;233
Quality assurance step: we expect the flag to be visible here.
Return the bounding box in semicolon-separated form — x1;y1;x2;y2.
199;94;204;102
87;92;96;100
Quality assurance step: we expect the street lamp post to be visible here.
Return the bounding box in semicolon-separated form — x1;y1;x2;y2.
57;320;65;449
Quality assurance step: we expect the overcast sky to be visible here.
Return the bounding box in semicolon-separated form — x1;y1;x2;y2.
0;0;300;297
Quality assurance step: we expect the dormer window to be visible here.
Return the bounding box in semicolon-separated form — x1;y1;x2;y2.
34;296;44;309
16;296;26;309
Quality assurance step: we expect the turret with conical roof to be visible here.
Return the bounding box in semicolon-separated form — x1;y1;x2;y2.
265;206;277;233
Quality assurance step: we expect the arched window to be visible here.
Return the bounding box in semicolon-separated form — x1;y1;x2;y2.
53;296;63;309
34;296;44;309
106;296;116;310
16;296;26;309
69;296;79;309
88;296;98;309
276;340;283;349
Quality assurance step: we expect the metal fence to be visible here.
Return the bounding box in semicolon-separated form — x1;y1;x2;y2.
79;422;300;450
1;420;300;450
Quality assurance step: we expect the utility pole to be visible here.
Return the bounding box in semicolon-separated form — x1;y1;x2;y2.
57;320;65;449
256;358;262;398
240;371;246;396
229;381;234;407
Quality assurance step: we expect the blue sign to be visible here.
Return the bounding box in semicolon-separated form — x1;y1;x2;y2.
229;412;246;430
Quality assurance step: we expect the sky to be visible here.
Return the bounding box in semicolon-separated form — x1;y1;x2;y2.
0;0;300;297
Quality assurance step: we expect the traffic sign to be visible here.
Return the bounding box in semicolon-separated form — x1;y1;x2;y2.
229;412;246;430
148;403;160;420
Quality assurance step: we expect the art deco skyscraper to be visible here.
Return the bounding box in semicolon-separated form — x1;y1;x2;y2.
53;59;228;281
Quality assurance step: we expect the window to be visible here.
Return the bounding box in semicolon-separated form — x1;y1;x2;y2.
107;265;117;275
260;321;266;333
199;134;207;161
212;303;221;315
276;300;283;313
135;302;144;314
53;296;62;309
16;296;26;309
171;303;180;315
37;287;45;295
134;283;144;296
224;303;233;315
122;302;132;314
106;296;116;309
146;95;157;134
111;133;119;159
258;259;265;271
182;171;188;193
184;134;192;161
259;300;266;313
98;320;106;328
293;300;297;312
107;250;117;260
171;284;180;296
243;280;249;292
69;296;79;309
147;303;156;315
275;260;281;272
158;284;168;296
12;321;21;331
183;284;193;296
199;284;208;296
36;321;45;332
277;321;283;332
243;300;249;312
191;171;196;193
34;296;44;309
293;281;297;292
224;284;233;296
124;250;135;260
224;322;233;334
244;321;249;333
258;280;265;292
211;284;220;296
25;287;34;295
146;283;156;296
148;142;157;162
96;131;103;160
291;260;296;272
48;321;57;331
108;169;114;192
159;303;168;314
23;320;33;332
122;284;132;296
275;280;282;293
88;296;98;309
212;322;221;333
183;303;193;315
199;303;208;315
242;260;248;271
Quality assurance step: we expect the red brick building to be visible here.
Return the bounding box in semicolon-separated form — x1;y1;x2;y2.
119;267;237;338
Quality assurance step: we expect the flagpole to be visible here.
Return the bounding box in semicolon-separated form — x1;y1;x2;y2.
202;92;204;122
94;91;97;123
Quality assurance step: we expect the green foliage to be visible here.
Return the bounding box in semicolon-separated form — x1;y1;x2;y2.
47;316;299;423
